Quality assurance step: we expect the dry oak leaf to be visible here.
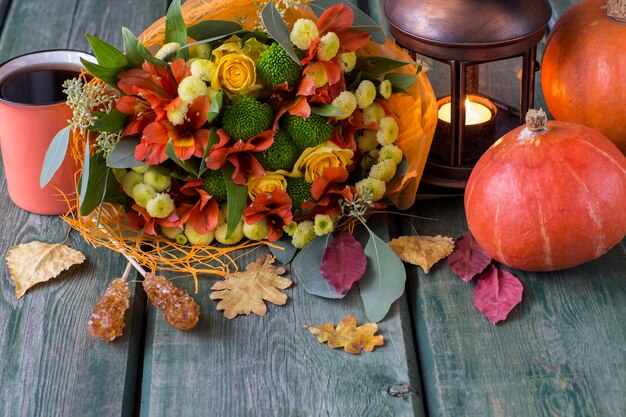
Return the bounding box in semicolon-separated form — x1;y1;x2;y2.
388;235;455;273
6;241;85;299
210;255;292;319
306;315;384;354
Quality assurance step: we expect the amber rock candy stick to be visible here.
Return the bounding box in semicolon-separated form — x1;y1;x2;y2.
142;273;200;331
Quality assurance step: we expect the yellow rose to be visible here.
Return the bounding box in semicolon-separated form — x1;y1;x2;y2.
212;36;243;61
292;142;354;183
247;172;287;200
212;53;259;96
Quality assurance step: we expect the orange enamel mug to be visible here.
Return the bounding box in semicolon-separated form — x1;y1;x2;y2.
0;50;94;215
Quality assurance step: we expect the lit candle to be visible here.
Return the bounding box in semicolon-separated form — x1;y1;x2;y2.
438;98;493;125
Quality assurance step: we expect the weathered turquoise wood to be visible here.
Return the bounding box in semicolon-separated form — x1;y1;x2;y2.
403;199;626;417
139;217;425;417
0;0;166;416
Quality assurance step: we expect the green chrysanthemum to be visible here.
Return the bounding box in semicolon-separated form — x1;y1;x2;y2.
282;113;334;151
201;169;227;202
255;130;299;171
222;95;273;141
286;177;314;210
257;42;302;89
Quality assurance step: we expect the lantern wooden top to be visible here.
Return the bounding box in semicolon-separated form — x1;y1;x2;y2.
385;0;552;61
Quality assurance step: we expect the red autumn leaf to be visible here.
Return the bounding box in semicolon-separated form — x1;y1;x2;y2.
473;265;523;325
447;231;492;282
320;231;367;293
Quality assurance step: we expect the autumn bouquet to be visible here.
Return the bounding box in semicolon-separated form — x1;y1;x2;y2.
41;0;437;338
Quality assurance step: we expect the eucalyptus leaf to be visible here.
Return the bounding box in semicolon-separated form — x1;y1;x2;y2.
261;1;300;64
165;0;188;60
88;110;127;133
187;20;243;41
384;72;416;93
223;165;248;238
309;0;386;44
165;141;200;177
86;34;128;67
293;235;346;299
356;56;413;76
359;227;406;322
80;58;125;88
106;137;146;168
40;126;71;188
79;138;90;205
310;104;343;117
392;156;408;180
207;92;224;125
122;27;144;68
79;153;126;216
268;236;297;264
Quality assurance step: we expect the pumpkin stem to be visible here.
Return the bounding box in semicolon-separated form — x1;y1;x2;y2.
525;109;548;132
608;0;626;22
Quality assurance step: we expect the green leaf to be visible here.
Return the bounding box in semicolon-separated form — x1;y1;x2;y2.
309;0;386;44
165;140;200;177
268;236;298;265
137;43;169;67
122;27;144;68
88;110;128;132
40;126;71;188
359;227;406;322
293;235;346;299
207;92;224;125
310;104;343;117
356;56;413;76
165;0;189;60
187;20;243;40
80;58;125;88
222;164;248;238
261;1;300;64
198;127;219;177
78;152;126;216
86;34;128;67
106;137;146;168
384;72;416;93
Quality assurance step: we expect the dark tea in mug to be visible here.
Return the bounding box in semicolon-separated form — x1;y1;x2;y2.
0;68;79;105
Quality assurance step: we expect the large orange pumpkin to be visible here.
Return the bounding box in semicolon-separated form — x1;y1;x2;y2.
541;0;626;154
465;110;626;272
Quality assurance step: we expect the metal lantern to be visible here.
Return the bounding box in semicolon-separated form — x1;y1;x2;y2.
385;0;552;188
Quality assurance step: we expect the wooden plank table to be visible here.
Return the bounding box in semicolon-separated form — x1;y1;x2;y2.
1;0;624;416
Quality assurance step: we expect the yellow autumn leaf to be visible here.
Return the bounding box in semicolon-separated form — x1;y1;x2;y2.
388;235;454;273
306;315;384;354
6;241;86;299
210;254;292;319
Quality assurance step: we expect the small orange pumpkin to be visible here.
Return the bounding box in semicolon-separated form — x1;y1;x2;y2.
541;0;626;154
465;110;626;272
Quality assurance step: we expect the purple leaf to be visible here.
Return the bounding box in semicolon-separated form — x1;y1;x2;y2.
321;231;367;293
473;265;523;325
447;232;492;282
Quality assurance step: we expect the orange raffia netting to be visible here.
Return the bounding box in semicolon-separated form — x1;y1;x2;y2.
65;0;437;285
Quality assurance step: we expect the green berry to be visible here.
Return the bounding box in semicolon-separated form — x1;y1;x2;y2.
290;19;319;50
255;130;298;171
184;223;214;245
378;144;403;165
331;91;358;120
282;113;334;151
132;183;157;208
369;159;397;182
131;166;148;174
356;80;377;109
222;95;273;141
317;32;340;61
178;75;208;103
176;234;189;245
214;221;244;245
144;171;172;192
291;220;316;249
257;42;302;89
146;193;175;218
362;103;385;125
357;130;378;152
356;177;386;202
161;226;183;240
377;117;399;145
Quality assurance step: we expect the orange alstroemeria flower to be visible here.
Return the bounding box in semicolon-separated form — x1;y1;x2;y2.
302;166;355;218
177;179;220;235
243;189;293;241
205;129;274;185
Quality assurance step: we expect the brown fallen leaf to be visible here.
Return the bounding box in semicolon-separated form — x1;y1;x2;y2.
388;235;454;273
210;254;292;319
306;315;384;354
6;241;85;299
